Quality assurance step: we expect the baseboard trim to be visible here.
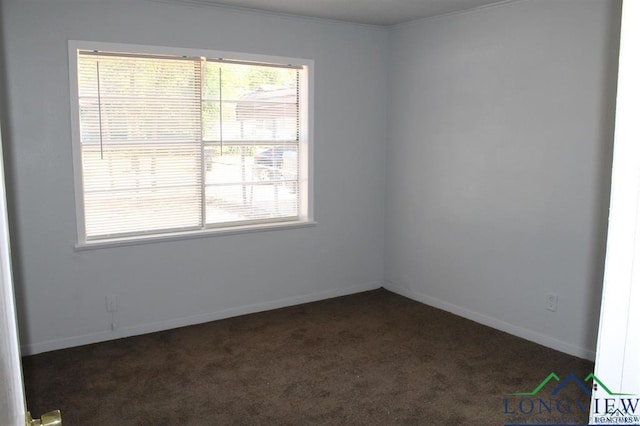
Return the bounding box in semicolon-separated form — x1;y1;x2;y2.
21;281;382;355
383;281;596;361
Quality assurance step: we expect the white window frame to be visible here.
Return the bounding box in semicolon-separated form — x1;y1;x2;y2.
68;41;314;249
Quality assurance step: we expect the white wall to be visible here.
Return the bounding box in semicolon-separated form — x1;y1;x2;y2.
0;0;388;354
385;0;621;360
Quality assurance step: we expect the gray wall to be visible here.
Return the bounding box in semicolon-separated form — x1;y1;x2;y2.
0;0;388;354
385;0;621;359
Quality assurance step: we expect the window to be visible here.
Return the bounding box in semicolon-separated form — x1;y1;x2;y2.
69;42;312;246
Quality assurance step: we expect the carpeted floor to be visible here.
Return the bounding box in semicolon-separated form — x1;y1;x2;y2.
22;289;594;425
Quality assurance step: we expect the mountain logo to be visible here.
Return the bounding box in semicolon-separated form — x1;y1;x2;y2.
607;408;630;417
510;372;633;397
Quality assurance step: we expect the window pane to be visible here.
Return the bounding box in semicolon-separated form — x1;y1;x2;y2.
78;53;203;239
78;55;201;144
203;62;299;142
205;144;299;225
83;144;202;237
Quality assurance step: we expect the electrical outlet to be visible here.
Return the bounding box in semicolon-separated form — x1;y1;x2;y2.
106;295;118;312
546;293;558;312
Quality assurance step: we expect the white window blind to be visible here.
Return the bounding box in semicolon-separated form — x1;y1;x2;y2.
74;48;307;243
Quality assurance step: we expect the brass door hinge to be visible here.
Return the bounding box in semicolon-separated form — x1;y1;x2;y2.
26;410;62;426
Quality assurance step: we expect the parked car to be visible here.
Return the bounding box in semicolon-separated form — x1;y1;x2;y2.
254;146;297;181
254;146;292;167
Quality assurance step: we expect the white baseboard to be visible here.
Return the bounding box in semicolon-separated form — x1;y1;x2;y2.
21;281;382;355
23;281;594;360
383;281;596;361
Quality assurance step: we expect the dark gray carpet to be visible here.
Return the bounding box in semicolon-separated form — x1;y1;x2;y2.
22;289;594;425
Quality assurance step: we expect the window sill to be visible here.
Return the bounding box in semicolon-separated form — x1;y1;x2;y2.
74;220;318;251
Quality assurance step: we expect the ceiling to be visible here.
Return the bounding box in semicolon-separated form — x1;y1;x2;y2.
167;0;512;26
